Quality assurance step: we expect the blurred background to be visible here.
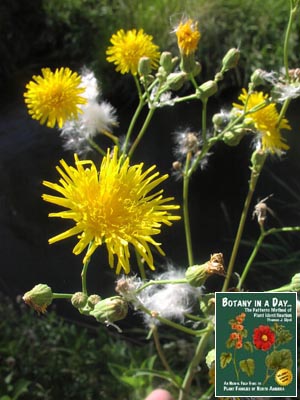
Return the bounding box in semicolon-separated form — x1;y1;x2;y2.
0;0;299;398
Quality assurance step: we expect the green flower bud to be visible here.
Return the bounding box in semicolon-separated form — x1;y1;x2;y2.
185;264;209;287
90;296;128;324
250;149;266;174
138;56;151;76
222;48;240;72
71;292;88;309
166;72;187;91
212;112;230;130
192;61;202;77
160;52;173;73
223;129;245;147
23;284;53;314
87;294;101;308
199;80;218;101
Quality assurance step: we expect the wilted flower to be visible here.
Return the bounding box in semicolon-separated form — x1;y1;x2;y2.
42;147;180;274
106;29;160;75
24;67;87;128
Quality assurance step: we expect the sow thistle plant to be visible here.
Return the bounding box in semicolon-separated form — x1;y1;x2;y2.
23;2;300;399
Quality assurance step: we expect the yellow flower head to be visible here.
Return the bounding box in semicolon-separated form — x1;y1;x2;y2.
24;67;87;128
175;19;201;56
42;148;180;274
233;88;291;153
106;29;160;75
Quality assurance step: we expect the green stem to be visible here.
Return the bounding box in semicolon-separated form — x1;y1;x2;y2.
283;0;298;80
52;293;73;299
151;326;180;388
87;138;106;156
128;106;156;158
201;99;208;145
137;303;200;336
122;97;145;156
238;226;300;290
222;154;266;291
81;242;93;295
183;152;194;266
178;326;213;400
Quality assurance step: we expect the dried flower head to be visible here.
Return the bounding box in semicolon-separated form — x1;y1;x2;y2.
24;67;87;128
42;147;180;274
106;29;160;75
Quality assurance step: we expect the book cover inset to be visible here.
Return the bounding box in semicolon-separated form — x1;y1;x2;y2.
215;292;297;397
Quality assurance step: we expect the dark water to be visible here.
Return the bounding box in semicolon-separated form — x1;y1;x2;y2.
1;84;300;319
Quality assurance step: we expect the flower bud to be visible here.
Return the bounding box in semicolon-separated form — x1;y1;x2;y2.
160;52;173;73
250;149;266;175
223;129;245;147
138;56;151;76
192;61;202;77
222;48;240;72
165;72;187;91
71;292;88;309
212;112;230;130
90;296;128;324
87;294;101;308
199;80;218;101
23;284;53;314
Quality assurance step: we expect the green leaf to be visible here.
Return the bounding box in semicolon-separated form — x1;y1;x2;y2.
239;358;255;376
243;341;254;352
220;352;232;368
265;349;293;370
0;396;12;400
11;379;30;400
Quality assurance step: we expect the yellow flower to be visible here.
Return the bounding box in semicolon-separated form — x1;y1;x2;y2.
24;67;87;128
175;19;201;56
42;148;180;274
106;29;160;75
233;88;291;153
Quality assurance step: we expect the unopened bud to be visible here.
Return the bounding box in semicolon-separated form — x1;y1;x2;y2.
223;129;245;146
222;48;240;72
199;80;218;101
138;57;151;76
71;292;87;309
87;294;101;308
23;284;53;314
166;72;187;91
212;112;230;130
160;52;173;73
90;296;128;324
251;149;266;175
192;61;202;77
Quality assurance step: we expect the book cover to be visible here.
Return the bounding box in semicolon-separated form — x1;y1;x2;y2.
215;292;297;397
